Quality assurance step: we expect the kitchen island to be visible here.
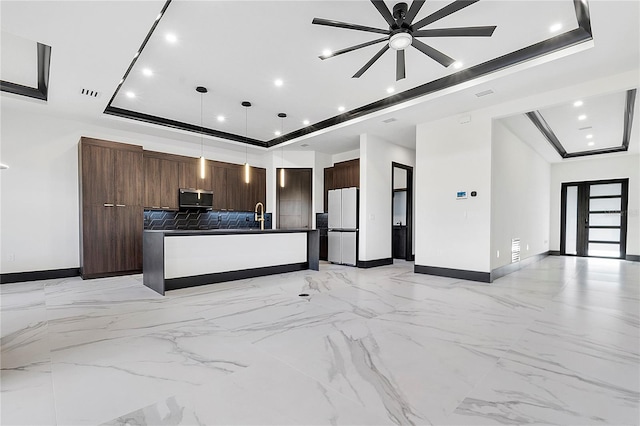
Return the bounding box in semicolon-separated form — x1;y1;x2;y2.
143;229;319;295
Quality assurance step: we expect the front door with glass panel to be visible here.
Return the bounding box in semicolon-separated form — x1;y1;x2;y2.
561;179;629;259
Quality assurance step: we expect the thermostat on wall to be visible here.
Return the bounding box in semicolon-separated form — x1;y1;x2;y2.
456;191;467;199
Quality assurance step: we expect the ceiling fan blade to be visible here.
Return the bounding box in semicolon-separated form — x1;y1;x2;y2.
371;0;396;27
413;26;497;37
412;0;480;30
396;49;406;81
353;44;389;78
405;0;426;25
319;37;388;60
411;38;455;67
312;17;390;35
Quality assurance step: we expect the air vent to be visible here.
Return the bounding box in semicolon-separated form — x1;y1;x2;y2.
511;238;521;263
475;89;494;97
382;118;397;123
80;88;100;98
578;126;593;131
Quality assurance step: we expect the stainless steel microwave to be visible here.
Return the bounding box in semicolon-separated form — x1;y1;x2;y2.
179;188;214;210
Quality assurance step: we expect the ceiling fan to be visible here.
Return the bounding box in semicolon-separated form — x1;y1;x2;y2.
312;0;496;81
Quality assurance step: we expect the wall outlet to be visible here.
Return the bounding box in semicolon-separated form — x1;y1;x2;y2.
496;250;500;258
369;214;375;221
8;253;15;262
526;244;529;251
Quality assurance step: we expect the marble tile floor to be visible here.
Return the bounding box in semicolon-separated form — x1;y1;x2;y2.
1;256;638;425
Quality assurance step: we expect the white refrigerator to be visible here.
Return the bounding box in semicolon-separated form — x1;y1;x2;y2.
328;187;358;266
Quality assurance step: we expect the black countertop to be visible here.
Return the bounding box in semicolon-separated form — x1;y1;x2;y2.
144;228;317;237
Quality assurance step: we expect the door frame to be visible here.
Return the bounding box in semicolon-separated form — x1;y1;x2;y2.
391;162;414;261
560;178;629;259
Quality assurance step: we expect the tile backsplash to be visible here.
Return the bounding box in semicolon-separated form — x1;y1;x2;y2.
144;209;272;230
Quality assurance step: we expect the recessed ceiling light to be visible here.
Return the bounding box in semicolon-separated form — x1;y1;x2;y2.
165;33;177;43
125;91;136;99
338;106;345;112
586;134;593;139
452;61;463;69
302;119;310;125
274;79;283;87
217;115;225;122
142;68;153;77
322;49;332;58
578;114;587;120
573;100;583;107
549;23;563;33
588;141;595;146
386;87;395;94
274;130;281;136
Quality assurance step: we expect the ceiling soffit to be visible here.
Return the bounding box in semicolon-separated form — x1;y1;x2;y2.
103;0;594;148
526;89;637;159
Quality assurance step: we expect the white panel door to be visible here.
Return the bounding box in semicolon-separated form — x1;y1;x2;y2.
328;189;342;229
342;232;357;266
328;231;341;263
341;187;358;230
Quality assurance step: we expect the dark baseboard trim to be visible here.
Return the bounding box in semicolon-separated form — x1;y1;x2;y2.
1;268;80;284
414;265;491;283
81;269;142;280
490;252;549;281
549;250;561;256
357;258;393;269
165;262;307;291
626;255;640;262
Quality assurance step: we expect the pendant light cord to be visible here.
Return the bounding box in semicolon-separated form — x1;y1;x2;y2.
200;93;204;157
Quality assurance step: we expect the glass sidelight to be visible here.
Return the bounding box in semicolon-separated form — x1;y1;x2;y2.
561;179;628;259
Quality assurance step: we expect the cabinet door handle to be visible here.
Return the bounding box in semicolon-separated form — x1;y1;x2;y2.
161;206;170;209
116;204;126;207
104;203;114;207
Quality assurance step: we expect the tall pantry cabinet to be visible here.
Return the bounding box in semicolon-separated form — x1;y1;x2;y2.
79;137;143;278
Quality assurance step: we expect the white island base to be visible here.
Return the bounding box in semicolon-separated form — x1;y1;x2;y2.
143;229;319;295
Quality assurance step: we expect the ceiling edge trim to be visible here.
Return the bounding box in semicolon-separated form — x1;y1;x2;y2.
0;42;51;101
525;111;567;158
104;106;268;148
527;88;636;160
105;0;173;108
622;89;637;149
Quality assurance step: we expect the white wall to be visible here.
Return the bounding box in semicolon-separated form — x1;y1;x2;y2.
415;114;493;272
332;149;359;164
359;134;415;262
0;108;266;274
491;121;551;270
550;154;640;257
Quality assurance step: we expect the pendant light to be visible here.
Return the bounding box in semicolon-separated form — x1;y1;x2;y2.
242;101;252;184
278;113;286;188
196;86;208;180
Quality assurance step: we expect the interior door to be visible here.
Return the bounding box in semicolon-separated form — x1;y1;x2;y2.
561;179;628;259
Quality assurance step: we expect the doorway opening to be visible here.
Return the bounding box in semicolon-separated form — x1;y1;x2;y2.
276;168;312;229
561;178;629;259
391;163;414;261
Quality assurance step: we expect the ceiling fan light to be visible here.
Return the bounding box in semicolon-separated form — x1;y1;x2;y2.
389;32;412;50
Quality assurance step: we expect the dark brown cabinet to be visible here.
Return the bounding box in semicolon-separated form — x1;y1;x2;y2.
79;137;143;279
144;156;179;209
324;159;359;211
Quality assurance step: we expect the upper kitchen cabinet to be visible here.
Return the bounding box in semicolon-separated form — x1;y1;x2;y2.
333;159;360;189
143;154;179;210
80;137;143;208
324;159;359;211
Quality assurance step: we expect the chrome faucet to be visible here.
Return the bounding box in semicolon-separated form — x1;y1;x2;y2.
254;202;265;230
